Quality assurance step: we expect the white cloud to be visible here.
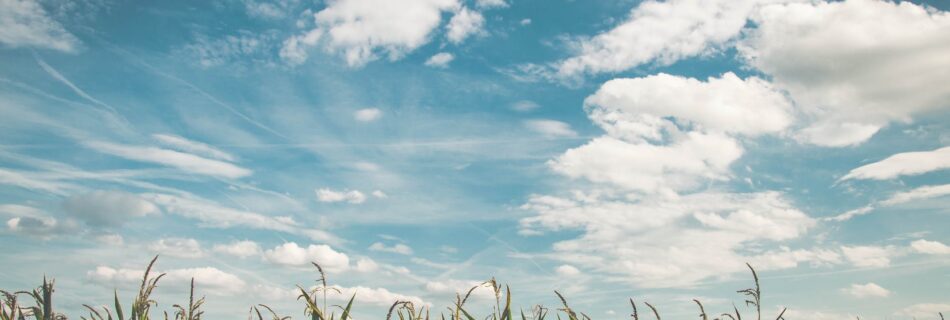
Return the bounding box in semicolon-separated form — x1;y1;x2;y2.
0;168;77;195
354;108;382;122
280;29;322;65
149;238;204;259
369;242;413;255
87;266;246;295
6;216;59;236
63;190;158;227
244;0;298;20
164;267;247;295
554;0;760;78
910;239;950;255
446;6;484;44
520;191;818;287
584;73;793;139
843;282;891;298
371;190;388;199
511;100;540;112
841;245;893;268
524;119;577;138
841;147;950;181
95;234;124;246
180;31;278;68
141;193;335;242
519;18;531;26
0;0;80;52
550;134;741;194
424;279;494;300
86;266;142;287
354;257;380;272
213;240;262;258
1;204;63;237
825;205;874;222
475;0;507;9
895;303;950;318
281;0;458;66
327;285;427;307
316;188;367;204
263;242;350;272
739;0;950;146
555;264;580;277
550;72;794;195
425;52;454;68
881;184;950;206
152;134;236;161
85;141;251;179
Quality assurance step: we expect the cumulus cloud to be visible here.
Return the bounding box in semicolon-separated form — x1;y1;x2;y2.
555;264;580;277
524;120;577;138
149;238;204;259
1;204;65;237
425;52;454;68
585;73;793;139
841;147;950;181
6;216;59;236
369;242;413;255
264;242;350;272
84;141;252;179
280;0;458;66
63;190;158;227
910;239;950;255
843;282;891;298
316;188;367;204
354;108;382;122
550;134;741;195
327;285;427;307
739;0;950;146
446;7;484;44
0;0;81;52
354;257;380;272
87;265;246;295
213;240;262;258
424;279;495;300
550;72;794;194
841;246;893;268
554;0;761;78
520;191;817;287
475;0;506;9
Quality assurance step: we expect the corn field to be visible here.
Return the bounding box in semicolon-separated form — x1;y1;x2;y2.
0;256;944;320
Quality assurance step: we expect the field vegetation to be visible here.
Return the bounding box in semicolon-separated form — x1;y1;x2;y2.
0;256;943;320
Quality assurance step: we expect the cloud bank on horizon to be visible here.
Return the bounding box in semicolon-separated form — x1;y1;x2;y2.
0;0;948;318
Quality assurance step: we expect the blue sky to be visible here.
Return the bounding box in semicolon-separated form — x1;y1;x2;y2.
1;0;949;318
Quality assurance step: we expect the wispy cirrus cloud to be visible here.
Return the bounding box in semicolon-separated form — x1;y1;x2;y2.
0;0;81;52
84;141;252;179
841;147;950;181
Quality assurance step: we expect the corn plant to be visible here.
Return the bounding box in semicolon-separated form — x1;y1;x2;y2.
297;262;354;320
0;289;22;320
249;304;290;320
170;278;204;320
20;277;66;320
4;258;948;320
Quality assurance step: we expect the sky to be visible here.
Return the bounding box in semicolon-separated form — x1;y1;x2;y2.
0;0;949;318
